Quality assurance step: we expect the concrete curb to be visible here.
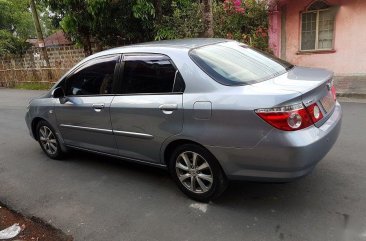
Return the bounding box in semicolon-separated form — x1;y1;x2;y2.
336;92;366;99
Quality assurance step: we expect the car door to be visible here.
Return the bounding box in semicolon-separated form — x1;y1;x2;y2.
110;54;185;163
54;54;120;154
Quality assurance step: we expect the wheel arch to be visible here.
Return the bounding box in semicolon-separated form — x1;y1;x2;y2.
31;117;46;140
31;117;68;153
164;139;201;166
163;139;223;171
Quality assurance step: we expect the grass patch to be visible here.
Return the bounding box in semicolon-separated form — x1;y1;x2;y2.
14;82;53;90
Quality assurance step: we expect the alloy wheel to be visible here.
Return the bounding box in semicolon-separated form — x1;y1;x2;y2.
39;126;58;155
175;151;213;194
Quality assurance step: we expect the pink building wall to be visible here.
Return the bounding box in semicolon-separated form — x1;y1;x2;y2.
268;7;281;57
270;0;366;76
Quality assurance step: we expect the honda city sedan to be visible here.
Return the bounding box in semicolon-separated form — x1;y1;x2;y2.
25;39;342;201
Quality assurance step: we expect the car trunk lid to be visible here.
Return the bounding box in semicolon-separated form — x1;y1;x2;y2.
252;66;336;127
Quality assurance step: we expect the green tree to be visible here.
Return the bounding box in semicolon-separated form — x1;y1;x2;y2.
42;0;151;55
42;0;93;55
214;0;269;51
40;0;270;53
38;4;62;36
0;0;35;55
155;0;203;40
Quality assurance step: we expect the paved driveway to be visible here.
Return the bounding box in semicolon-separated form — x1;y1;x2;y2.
0;88;366;241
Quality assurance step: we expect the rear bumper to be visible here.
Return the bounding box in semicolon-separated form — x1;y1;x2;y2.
207;101;342;181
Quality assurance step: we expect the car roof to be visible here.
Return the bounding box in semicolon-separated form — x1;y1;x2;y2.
131;38;231;49
93;38;232;55
80;38;237;65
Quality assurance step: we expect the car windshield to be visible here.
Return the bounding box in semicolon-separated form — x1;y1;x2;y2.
189;42;293;85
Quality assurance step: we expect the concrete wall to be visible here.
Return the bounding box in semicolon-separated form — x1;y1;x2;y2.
0;46;86;70
0;45;98;86
271;0;366;76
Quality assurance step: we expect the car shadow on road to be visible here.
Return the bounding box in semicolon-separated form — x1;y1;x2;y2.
64;149;172;182
212;168;341;214
63;149;333;209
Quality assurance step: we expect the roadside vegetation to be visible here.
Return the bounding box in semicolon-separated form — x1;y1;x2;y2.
1;0;269;56
0;0;56;56
14;82;53;90
0;0;270;90
42;0;269;54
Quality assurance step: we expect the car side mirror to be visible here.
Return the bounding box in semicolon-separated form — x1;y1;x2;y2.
51;87;65;98
51;87;69;104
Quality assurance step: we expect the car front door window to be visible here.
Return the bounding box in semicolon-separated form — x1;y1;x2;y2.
66;55;119;96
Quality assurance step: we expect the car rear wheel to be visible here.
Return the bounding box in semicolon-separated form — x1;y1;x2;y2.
169;144;228;202
36;120;63;159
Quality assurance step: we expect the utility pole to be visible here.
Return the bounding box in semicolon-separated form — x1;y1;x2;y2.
29;0;52;79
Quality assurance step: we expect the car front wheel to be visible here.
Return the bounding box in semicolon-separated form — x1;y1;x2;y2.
169;144;228;202
36;120;63;159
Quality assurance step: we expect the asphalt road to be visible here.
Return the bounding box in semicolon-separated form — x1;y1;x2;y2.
0;88;366;241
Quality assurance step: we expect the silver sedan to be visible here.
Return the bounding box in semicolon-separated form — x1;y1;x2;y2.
25;39;342;201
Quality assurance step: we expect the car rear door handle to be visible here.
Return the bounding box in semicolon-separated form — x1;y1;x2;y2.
92;104;105;112
159;104;178;114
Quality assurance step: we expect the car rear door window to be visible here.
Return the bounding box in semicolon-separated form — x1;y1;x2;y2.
118;55;184;94
65;55;119;96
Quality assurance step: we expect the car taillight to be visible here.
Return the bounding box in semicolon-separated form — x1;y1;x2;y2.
255;103;323;131
329;79;337;101
331;85;337;101
306;102;323;123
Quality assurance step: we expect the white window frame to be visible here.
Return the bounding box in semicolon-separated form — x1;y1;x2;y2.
300;8;335;52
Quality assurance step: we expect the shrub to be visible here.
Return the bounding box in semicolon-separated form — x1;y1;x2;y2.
155;0;204;40
214;0;269;51
154;0;269;52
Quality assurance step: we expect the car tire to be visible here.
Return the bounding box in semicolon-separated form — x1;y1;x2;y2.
169;144;228;202
36;120;64;160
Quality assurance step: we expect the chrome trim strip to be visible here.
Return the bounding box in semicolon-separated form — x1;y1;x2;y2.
59;124;153;139
60;124;113;134
65;144;166;168
113;130;154;139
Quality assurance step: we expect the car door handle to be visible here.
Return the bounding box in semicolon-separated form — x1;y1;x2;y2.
159;104;178;111
92;104;105;112
159;104;178;114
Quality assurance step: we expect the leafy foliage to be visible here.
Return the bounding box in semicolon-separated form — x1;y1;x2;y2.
39;0;269;53
42;0;154;55
155;0;269;51
0;30;31;56
155;0;203;40
214;0;269;51
133;0;155;21
0;0;35;56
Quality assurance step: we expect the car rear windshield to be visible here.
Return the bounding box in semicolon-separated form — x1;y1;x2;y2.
189;42;293;85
